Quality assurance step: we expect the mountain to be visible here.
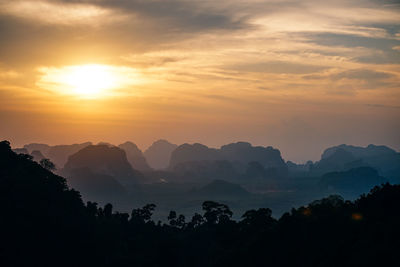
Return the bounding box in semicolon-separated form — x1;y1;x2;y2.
321;144;396;159
66;168;126;201
169;142;288;177
169;143;220;168
144;139;178;169
287;160;313;176
312;148;359;174
12;147;46;163
118;141;152;172
245;161;283;180
63;144;143;186
97;141;114;147
47;142;92;168
171;160;242;182
319;167;386;198
220;142;286;169
313;144;400;179
23;143;51;155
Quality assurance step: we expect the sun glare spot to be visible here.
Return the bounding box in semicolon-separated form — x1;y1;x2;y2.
64;65;115;97
351;213;363;221
37;64;144;98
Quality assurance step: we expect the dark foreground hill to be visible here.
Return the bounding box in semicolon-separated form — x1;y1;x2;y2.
1;140;399;267
0;141;92;266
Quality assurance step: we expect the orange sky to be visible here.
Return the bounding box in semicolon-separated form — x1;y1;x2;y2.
0;0;399;162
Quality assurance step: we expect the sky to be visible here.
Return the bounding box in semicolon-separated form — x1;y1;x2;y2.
0;0;399;163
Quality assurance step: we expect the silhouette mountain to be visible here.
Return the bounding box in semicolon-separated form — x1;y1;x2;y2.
170;143;220;168
63;144;144;186
313;144;400;179
96;141;115;147
118;141;152;172
312;148;358;173
287;160;313;175
66;167;126;201
169;142;288;177
144;139;178;169
220;142;286;170
23;143;51;155
47;142;92;168
245;161;281;180
321;144;396;159
171;160;241;182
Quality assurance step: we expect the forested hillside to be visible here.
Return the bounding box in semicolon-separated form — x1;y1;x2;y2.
1;140;399;267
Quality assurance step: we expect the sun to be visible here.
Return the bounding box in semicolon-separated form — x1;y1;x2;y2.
63;64;116;97
37;63;144;98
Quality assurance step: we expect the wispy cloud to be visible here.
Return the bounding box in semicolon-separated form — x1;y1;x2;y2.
0;0;121;25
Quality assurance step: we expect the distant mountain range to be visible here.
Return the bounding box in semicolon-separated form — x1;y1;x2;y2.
321;144;396;159
11;141;399;203
18;142;93;168
309;144;400;181
6;139;400;220
169;142;288;179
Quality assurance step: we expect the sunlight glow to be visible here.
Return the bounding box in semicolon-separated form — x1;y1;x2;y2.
37;64;144;98
64;65;116;96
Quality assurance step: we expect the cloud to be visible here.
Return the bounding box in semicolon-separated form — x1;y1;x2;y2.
366;103;400;109
0;0;120;26
302;68;399;92
1;0;250;31
1;1;400;134
304;32;400;64
228;61;328;74
1;0;399;69
331;69;396;81
121;53;185;68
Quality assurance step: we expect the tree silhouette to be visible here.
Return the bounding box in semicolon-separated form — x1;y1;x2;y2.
202;201;233;224
130;203;156;224
188;213;204;228
40;158;56;171
168;210;177;226
241;208;276;228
